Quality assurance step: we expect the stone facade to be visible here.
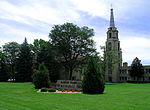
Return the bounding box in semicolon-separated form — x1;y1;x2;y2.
105;26;122;82
119;63;150;82
105;8;150;82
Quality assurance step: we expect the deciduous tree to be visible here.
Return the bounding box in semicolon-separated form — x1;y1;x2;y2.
49;23;96;80
3;42;20;81
0;51;8;81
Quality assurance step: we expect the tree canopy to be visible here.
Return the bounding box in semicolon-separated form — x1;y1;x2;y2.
82;56;105;94
30;39;61;82
16;38;33;82
130;57;144;81
49;22;97;80
3;42;20;81
0;50;8;81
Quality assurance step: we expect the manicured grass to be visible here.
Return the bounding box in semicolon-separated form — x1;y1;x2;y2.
0;82;150;110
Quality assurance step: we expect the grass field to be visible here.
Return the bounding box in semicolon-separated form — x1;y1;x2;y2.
0;82;150;110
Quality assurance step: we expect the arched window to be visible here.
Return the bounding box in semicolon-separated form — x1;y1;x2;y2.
109;33;112;38
118;43;120;50
108;42;112;51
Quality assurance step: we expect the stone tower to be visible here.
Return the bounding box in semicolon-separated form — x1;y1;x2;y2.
105;8;122;82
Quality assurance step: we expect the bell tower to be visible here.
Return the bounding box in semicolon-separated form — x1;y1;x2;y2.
105;8;122;82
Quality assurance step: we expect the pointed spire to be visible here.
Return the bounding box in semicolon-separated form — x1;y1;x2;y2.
110;8;115;27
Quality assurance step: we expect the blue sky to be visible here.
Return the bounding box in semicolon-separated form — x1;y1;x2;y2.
0;0;150;65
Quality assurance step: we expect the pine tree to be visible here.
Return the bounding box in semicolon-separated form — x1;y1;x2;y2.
16;38;33;82
82;57;105;94
33;62;50;89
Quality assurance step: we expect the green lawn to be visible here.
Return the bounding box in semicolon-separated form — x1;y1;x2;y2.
0;82;150;110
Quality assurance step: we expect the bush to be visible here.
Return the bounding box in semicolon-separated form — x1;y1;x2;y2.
41;87;48;92
82;57;105;94
48;88;56;92
33;62;50;89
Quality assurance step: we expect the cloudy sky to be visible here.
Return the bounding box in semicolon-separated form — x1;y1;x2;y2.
0;0;150;65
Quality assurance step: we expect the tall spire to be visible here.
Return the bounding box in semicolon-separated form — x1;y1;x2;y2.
110;8;115;27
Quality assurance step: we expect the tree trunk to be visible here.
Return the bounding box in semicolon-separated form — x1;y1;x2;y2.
12;64;15;82
69;68;73;80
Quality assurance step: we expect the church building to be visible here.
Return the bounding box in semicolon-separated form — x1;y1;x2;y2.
105;8;150;82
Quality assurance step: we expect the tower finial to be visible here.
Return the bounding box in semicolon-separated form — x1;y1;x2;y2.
111;3;113;9
110;7;115;27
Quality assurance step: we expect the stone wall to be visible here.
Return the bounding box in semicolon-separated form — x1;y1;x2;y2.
50;80;82;90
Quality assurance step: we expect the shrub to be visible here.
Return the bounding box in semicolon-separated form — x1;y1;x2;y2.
48;88;56;92
41;87;48;92
82;57;105;94
33;62;50;89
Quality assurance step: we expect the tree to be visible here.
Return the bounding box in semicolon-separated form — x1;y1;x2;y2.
30;39;48;69
16;38;33;82
3;42;20;81
49;23;96;80
82;57;105;94
0;51;8;81
130;57;144;81
31;39;61;82
33;62;50;89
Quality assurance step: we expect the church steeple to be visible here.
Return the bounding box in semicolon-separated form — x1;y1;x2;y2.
110;8;115;27
105;7;122;82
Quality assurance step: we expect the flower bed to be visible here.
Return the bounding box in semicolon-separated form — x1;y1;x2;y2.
37;88;82;94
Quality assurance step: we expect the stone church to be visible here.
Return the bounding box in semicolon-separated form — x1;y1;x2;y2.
56;8;150;83
105;8;150;82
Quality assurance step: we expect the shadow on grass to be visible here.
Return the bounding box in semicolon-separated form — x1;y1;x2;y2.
105;83;117;85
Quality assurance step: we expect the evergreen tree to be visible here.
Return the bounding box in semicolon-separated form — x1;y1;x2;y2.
130;57;144;81
33;62;50;89
16;38;33;82
31;39;61;82
82;57;105;94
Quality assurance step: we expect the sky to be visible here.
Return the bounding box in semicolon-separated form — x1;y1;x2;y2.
0;0;150;65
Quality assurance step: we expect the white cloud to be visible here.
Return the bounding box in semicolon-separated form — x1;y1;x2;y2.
0;0;150;65
0;23;48;46
70;0;108;18
121;35;150;65
0;0;81;45
0;0;80;26
69;0;145;22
